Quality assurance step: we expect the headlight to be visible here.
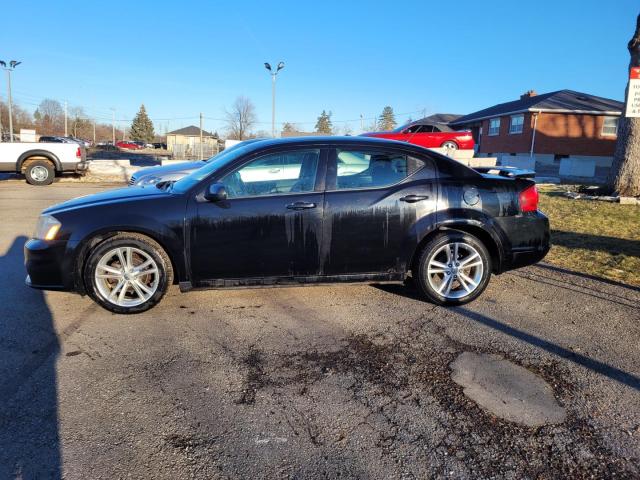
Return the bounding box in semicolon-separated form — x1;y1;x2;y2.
136;176;161;186
34;214;62;241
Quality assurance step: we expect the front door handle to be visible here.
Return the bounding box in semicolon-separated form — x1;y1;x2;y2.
286;201;317;210
400;194;430;203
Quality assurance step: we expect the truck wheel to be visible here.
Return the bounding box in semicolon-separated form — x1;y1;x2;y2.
415;231;491;306
24;159;55;186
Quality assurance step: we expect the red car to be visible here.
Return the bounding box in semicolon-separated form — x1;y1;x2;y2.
116;140;144;150
362;121;474;150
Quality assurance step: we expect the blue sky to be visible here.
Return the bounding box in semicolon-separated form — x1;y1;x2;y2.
2;0;638;134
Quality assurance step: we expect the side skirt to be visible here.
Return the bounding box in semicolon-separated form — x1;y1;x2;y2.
179;272;405;292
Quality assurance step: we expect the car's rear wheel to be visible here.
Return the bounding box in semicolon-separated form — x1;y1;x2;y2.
441;141;458;150
24;159;55;186
415;232;491;306
84;233;173;314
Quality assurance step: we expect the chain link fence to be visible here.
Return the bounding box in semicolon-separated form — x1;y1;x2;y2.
171;143;219;160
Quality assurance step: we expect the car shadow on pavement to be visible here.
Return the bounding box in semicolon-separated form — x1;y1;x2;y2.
551;229;640;258
453;307;640;392
0;236;61;479
372;283;640;392
536;263;640;293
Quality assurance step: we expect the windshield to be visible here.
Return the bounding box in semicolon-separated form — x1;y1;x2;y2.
171;143;259;193
391;123;410;133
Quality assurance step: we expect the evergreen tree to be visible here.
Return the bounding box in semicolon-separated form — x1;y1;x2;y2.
315;110;333;134
130;104;155;143
378;106;397;131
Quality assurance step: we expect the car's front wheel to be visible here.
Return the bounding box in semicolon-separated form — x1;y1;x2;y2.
415;232;491;306
84;233;173;314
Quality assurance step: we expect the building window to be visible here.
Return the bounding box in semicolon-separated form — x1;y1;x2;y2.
602;117;619;136
488;118;500;136
509;114;524;134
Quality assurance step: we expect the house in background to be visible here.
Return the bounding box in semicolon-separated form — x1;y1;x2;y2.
450;90;623;181
166;126;219;156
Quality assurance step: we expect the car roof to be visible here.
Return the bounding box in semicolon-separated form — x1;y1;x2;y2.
240;135;427;151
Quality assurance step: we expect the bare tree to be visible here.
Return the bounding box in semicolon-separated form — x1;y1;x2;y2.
608;13;640;196
282;122;298;133
68;106;92;138
340;123;354;136
34;99;64;135
224;96;257;140
0;100;34;135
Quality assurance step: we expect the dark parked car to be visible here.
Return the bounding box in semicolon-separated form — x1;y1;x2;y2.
25;137;549;314
39;136;78;144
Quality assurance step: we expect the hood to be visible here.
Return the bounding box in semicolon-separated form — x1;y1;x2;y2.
132;160;204;179
44;185;172;214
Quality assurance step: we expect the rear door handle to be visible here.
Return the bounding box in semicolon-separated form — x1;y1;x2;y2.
400;194;429;203
286;201;316;210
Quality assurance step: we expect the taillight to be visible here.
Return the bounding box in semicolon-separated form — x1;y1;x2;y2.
76;147;82;158
519;184;539;212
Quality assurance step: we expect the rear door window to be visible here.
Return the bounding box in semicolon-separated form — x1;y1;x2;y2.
333;150;424;190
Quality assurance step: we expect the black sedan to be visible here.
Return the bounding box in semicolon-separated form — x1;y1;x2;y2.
25;137;549;314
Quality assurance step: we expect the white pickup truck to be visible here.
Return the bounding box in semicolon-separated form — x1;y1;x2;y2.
0;142;89;185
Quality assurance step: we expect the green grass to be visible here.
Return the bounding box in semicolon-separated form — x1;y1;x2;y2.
538;185;640;286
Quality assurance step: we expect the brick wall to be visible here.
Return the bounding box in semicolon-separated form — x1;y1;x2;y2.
478;112;618;157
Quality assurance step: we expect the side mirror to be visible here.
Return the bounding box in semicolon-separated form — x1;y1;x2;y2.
204;183;228;202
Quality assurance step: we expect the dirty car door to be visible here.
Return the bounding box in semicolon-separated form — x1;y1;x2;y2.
191;148;326;283
321;148;437;276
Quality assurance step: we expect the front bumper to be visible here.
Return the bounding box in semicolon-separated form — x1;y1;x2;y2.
24;239;70;291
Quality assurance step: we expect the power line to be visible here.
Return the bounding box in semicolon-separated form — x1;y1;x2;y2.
7;89;429;130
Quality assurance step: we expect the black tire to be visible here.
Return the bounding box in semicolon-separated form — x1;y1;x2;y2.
83;233;174;314
24;159;55;186
441;141;458;150
415;231;491;306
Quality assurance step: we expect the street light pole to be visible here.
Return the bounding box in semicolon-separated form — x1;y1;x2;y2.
0;60;21;142
264;61;284;138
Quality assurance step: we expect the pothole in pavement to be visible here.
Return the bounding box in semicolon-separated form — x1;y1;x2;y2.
450;352;566;427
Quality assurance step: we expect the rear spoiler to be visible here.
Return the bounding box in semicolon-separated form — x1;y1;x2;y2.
473;166;535;179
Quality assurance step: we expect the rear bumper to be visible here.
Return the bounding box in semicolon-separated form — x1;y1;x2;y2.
24;239;70;291
74;161;91;175
75;161;90;173
498;211;550;272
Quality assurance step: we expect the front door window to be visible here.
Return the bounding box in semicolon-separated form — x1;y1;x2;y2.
219;149;320;198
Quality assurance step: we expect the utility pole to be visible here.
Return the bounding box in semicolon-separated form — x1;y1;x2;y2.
64;101;68;137
199;112;204;160
111;108;115;144
360;114;364;132
264;62;285;138
93;119;96;145
0;60;21;142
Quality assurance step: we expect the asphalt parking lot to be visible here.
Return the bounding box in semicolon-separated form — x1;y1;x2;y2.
0;181;638;479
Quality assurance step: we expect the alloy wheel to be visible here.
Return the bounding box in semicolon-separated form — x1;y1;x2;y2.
94;246;160;307
426;242;484;299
